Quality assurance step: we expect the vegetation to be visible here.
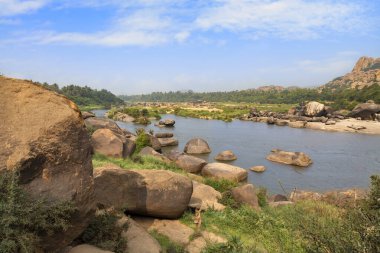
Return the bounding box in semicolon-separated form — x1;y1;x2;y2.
107;106;161;120
120;84;380;110
0;171;75;253
33;81;124;108
150;231;185;253
79;211;128;253
134;128;151;154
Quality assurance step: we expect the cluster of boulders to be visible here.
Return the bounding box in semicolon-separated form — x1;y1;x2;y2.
242;100;380;129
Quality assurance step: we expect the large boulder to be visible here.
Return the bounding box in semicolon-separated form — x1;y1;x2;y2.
139;146;171;163
85;117;125;136
67;244;113;253
184;138;212;154
0;77;94;251
94;166;193;219
231;184;260;209
266;149;312;167
124;218;162;253
348;102;380;120
92;128;136;158
214;150;237;161
113;112;135;123
201;163;248;182
158;119;176;127
155;132;174;138
146;134;162;151
175;154;207;173
303;101;326;117
81;111;95;119
189;181;225;211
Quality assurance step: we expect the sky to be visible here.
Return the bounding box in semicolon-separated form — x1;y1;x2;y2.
0;0;380;95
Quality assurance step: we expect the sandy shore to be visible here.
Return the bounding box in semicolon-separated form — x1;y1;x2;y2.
305;118;380;135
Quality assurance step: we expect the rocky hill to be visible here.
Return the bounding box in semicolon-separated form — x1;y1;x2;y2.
321;56;380;91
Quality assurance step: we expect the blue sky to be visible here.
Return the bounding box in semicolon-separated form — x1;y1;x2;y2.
0;0;380;95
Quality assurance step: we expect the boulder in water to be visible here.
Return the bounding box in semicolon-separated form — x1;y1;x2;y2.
266;149;312;167
184;138;211;154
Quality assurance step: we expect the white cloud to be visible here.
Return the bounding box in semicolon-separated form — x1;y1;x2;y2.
195;0;366;39
0;0;48;16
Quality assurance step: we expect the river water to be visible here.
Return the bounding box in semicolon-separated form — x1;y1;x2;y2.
93;110;380;194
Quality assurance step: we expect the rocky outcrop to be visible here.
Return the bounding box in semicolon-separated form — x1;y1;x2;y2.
189;181;225;211
215;150;237;161
94;166;193;218
201;163;248;182
348;102;380;120
231;184;260;209
85;117;125;136
175;154;207;173
322;56;380;90
155;132;174;138
266;149;312;167
146;134;162;151
0;77;94;251
303;101;326;117
184;138;212;154
82;111;95;119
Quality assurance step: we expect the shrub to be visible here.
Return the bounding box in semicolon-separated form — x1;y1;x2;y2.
135;129;150;154
79;211;127;253
203;178;238;193
0;171;75;253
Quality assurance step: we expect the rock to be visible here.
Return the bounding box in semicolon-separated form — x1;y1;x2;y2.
134;217;194;245
158;137;179;147
185;232;227;253
275;119;288;126
250;166;266;173
112;112;136;123
214;150;237;161
202;163;248;182
146;134;162;151
290;190;322;202
184;138;212;154
82;111;95;119
288;121;307;128
0;77;94;251
303;101;326;117
85;117;125;136
266;149;312;167
270;194;288;202
189;181;225;211
347;125;366;130
348;102;380;120
175;154;207;173
94;166;193;218
91;128;124;158
125;218;162;253
165;150;183;161
266;117;275;124
376;113;380;121
67;244;113;253
231;184;260;209
325;120;336;125
155;132;174;138
269;201;294;207
158;119;176;127
139;146;171;163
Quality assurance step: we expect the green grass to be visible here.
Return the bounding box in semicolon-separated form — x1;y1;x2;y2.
150;231;185;253
78;104;105;111
92;153;184;174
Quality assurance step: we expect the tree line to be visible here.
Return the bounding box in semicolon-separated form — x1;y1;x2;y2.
120;84;380;110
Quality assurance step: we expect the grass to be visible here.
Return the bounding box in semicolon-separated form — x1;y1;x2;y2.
150;231;185;253
78;104;105;111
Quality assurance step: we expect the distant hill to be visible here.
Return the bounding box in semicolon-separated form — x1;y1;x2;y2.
32;80;124;108
321;56;380;91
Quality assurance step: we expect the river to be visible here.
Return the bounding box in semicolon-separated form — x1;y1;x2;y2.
93;110;380;194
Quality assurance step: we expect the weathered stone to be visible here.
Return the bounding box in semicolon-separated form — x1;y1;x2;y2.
113;112;135;123
275;119;288;126
158;119;175;127
165;150;183;161
0;77;94;251
184;138;212;154
288;121;307;128
250;166;266;173
85;117;124;136
202;163;248;182
303;101;326;117
82;111;95;119
189;181;225;211
231;184;260;209
67;244;113;253
270;194;288;202
155;132;174;138
94;166;193;218
214;150;237;161
348;102;380;120
91;128;124;158
266;149;312;167
139;146;171;163
175;155;207;173
146;134;162;151
158;137;178;147
124;218;162;253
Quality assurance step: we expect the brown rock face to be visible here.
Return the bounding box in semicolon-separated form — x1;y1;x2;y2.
266;149;312;167
348;102;380;120
231;184;260;209
91;128;124;158
94;166;193;219
0;76;94;251
303;101;326;117
352;56;380;72
184;138;212;154
189;181;225;211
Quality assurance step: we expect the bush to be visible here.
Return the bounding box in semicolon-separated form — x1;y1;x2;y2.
79;211;127;253
135;129;150;154
203;178;238;193
0;171;75;253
